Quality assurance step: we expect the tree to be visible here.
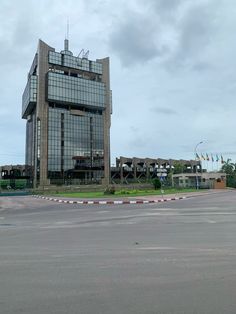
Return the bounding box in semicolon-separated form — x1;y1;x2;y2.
221;159;234;175
152;177;161;190
220;159;236;188
173;162;184;174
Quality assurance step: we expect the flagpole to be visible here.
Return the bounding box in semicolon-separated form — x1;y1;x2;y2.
194;141;203;189
216;154;219;171
201;153;204;172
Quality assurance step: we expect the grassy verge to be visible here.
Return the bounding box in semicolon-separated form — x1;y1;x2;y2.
51;188;199;198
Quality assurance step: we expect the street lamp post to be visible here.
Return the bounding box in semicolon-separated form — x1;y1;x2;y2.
194;141;203;190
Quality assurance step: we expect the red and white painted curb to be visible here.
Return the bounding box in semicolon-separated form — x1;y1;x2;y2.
33;195;186;205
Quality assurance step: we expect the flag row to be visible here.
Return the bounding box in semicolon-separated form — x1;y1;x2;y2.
195;153;224;163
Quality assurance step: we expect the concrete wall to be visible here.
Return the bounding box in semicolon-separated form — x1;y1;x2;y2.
214;180;226;189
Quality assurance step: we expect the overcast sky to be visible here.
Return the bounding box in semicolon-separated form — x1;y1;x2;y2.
0;0;235;167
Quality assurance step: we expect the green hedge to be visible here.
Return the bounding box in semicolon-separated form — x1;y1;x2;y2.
0;179;27;189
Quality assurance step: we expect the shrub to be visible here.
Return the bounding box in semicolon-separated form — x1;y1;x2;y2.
152;178;161;190
116;189;130;195
0;180;9;189
104;186;115;195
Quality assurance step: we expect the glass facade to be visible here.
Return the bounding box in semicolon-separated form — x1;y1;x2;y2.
22;40;110;186
22;75;37;118
48;106;104;182
48;51;103;74
25;112;36;167
47;72;105;109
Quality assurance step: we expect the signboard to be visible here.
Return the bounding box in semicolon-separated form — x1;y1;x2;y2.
156;169;167;173
156;173;167;177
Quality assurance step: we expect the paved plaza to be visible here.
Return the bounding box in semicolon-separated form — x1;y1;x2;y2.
1;191;236;313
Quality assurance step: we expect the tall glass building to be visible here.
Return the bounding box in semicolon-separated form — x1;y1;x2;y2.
22;39;112;187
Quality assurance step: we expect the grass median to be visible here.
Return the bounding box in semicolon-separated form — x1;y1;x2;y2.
51;188;198;198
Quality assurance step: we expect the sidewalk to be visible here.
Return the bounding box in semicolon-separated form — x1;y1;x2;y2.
33;189;230;205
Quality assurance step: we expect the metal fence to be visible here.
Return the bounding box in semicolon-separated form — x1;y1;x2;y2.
0;179;32;191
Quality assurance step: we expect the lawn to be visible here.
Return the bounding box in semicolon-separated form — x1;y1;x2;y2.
52;188;199;198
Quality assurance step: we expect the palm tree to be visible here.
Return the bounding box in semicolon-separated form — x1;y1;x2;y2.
221;158;234;175
221;158;236;188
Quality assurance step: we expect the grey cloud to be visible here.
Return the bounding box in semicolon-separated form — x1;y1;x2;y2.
168;2;217;68
155;0;183;10
221;151;236;156
108;14;167;66
191;61;214;72
128;135;150;153
0;3;39;69
148;0;188;14
12;16;35;46
151;107;177;115
130;126;139;133
82;0;108;12
108;0;217;69
180;5;213;51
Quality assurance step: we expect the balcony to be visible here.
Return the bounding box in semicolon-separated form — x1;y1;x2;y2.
22;75;37;119
47;72;106;109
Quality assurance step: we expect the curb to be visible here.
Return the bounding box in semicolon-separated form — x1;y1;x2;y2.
32;195;186;205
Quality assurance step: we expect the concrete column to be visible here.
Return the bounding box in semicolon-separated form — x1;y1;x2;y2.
35;40;54;188
133;158;137;181
97;57;111;186
120;157;124;184
146;161;150;181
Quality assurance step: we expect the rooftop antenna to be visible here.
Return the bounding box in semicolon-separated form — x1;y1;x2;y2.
83;50;89;59
61;18;73;56
66;18;69;40
78;49;84;58
64;18;69;51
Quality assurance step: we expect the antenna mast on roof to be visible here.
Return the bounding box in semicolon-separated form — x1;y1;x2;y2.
66;18;69;40
64;18;69;51
61;18;73;55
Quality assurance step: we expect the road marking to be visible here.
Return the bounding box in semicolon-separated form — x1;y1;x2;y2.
205;219;217;223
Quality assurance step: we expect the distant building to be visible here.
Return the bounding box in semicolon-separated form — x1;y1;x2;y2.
172;172;226;189
0;165;30;179
110;157;226;188
22;39;112;187
111;156;201;184
0;164;33;189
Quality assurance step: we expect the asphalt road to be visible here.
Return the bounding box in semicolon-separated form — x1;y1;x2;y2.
1;191;236;314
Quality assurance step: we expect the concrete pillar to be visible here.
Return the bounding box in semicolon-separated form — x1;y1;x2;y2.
97;57;111;187
35;40;54;188
120;157;124;184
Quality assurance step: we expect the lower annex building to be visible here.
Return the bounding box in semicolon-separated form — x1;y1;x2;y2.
22;39;112;187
